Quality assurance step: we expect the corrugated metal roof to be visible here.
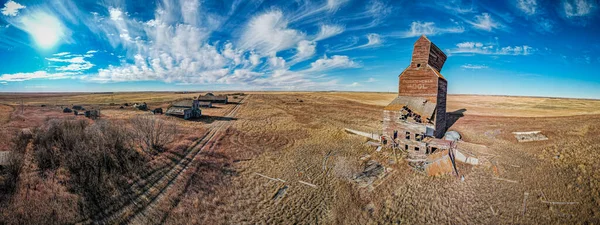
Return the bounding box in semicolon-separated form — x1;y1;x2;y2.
384;96;437;118
166;107;188;116
172;100;193;108
198;95;227;101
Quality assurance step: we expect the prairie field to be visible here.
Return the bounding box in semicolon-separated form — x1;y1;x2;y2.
0;92;599;224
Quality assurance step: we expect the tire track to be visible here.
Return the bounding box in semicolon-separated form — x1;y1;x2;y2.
83;95;250;224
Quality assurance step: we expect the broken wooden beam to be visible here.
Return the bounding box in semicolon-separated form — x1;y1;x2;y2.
540;200;579;205
493;177;518;184
254;172;286;183
298;180;318;189
522;192;529;216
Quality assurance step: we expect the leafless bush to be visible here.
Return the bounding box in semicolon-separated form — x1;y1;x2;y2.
1;130;32;192
33;119;88;171
130;115;177;154
30;118;146;216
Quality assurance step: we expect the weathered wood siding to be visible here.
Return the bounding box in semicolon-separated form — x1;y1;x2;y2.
435;79;448;138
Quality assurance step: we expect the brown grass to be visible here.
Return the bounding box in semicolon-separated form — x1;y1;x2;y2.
1;92;599;224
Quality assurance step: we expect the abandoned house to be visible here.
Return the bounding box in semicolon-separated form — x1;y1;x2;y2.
198;101;212;108
166;99;201;120
382;35;451;164
84;109;101;119
72;105;85;111
198;93;228;104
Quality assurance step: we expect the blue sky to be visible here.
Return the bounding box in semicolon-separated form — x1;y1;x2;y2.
0;0;599;98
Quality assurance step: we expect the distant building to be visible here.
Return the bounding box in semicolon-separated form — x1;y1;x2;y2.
198;93;228;104
72;105;85;111
84;109;101;119
166;99;201;120
382;35;450;164
198;101;212;108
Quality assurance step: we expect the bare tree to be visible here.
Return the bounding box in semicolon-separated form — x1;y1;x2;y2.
130;115;177;154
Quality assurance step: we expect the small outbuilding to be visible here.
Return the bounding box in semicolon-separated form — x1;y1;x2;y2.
84;110;101;119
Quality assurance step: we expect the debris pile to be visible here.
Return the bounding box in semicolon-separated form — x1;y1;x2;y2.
353;160;385;188
513;131;548;142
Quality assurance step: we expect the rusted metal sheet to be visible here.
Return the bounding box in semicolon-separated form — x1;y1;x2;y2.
424;149;453;176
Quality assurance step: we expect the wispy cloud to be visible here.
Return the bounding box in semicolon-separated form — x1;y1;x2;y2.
366;77;377;82
563;0;596;17
239;10;305;55
461;64;488;69
517;0;538;15
330;33;382;52
393;21;464;38
0;71;77;81
313;24;344;42
467;13;505;32
1;0;25;16
348;82;361;87
436;0;476;14
449;41;534;55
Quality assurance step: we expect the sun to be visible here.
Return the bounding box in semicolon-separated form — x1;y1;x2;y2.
21;12;64;49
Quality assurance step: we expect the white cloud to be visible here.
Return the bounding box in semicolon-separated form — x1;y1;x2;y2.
396;21;464;38
289;40;317;64
450;41;534;55
46;56;87;63
46;55;95;72
366;77;377;82
1;0;25;16
0;71;77;82
306;55;359;72
109;7;124;21
268;54;286;69
86;50;98;54
517;0;538;15
365;33;382;46
349;82;361;87
468;13;503;31
56;62;94;71
313;24;344;41
461;64;488;69
563;0;596;17
239;10;305;54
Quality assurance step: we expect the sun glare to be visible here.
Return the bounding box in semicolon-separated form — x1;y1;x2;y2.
21;12;63;49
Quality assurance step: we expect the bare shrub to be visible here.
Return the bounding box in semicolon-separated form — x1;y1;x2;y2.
1;130;32;193
33;119;88;171
130;115;177;154
29;118;146;216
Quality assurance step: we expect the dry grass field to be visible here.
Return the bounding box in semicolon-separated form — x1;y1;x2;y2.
1;92;599;224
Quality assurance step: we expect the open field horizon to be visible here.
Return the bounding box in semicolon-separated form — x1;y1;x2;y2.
1;91;600;118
